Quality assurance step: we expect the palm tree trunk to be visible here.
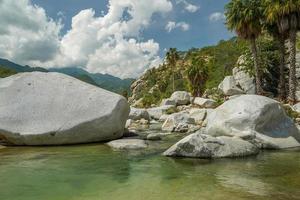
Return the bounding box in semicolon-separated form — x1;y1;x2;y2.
172;67;175;92
278;34;286;101
288;29;297;104
250;38;263;95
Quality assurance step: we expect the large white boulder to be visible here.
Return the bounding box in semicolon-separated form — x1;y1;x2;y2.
163;133;259;158
189;108;207;125
170;91;191;105
206;95;300;149
162;112;195;132
218;76;244;96
160;98;176;106
0;72;130;145
128;107;150;121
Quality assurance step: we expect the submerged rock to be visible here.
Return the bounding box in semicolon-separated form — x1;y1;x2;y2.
206;95;300;149
107;139;148;150
0;72;130;145
163;133;259;158
170;91;191;105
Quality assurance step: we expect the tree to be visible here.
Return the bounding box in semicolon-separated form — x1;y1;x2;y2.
166;48;180;92
225;0;264;95
186;58;208;97
263;22;288;101
264;0;300;104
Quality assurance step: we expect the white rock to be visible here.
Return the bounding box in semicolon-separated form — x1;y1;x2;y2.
193;97;217;108
147;105;175;120
107;139;148;150
189;108;207;124
162;112;195;132
218;76;244;96
206;95;300;149
163;133;259;158
147;133;162;141
129;107;150;121
293;103;300;113
233;67;255;94
159;114;170;122
0;72;130;145
170;91;191;105
160;98;176;106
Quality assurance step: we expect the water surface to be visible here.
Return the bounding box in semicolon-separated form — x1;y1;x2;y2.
0;132;300;200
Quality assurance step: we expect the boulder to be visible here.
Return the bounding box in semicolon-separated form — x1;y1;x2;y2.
218;76;244;96
233;67;255;94
147;105;175;120
163;133;259;158
0;145;6;150
107;139;148;150
159;114;169;122
170;91;191;105
128;107;151;121
293;103;300;113
147;133;162;141
189;108;207;125
0;72;130;145
162;112;195;132
193;97;217;108
160;98;176;106
206;95;300;149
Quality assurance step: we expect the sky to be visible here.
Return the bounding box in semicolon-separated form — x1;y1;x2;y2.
0;0;233;78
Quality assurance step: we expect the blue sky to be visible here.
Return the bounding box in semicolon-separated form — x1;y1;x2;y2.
0;0;233;78
32;0;233;54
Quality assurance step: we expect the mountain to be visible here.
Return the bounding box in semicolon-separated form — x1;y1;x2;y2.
0;58;134;94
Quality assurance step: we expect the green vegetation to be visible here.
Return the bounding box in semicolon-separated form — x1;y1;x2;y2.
134;37;247;107
0;66;17;78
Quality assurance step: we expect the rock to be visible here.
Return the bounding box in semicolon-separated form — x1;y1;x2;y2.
131;98;144;108
162;112;195;132
123;129;139;138
206;95;300;149
0;72;130;146
193;97;217;108
255;133;300;149
293;103;300;113
189;108;207;125
233;66;255;94
0;145;6;150
163;133;259;158
107;139;148;150
138;119;149;125
147;105;175;120
129;107;151;121
170;91;191;105
160;98;176;106
159;114;169;122
147;133;162;141
218;76;244;96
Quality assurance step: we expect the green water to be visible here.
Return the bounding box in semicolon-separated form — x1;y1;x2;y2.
0;133;300;200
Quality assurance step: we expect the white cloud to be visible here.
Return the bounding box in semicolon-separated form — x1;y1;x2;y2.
0;0;173;78
0;0;62;65
165;21;190;32
209;12;225;22
177;0;199;13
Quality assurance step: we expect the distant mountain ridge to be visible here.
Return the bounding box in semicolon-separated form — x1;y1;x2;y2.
0;58;134;94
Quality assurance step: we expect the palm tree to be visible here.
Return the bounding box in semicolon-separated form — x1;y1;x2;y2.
186;58;209;97
263;21;288;101
225;0;264;95
166;48;180;92
264;0;300;104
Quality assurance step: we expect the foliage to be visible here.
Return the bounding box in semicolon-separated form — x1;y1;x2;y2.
0;66;17;78
186;57;208;97
165;107;179;115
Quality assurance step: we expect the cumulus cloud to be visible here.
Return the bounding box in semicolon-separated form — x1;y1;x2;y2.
209;12;225;22
165;21;190;32
176;0;199;13
0;0;173;78
0;0;62;65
